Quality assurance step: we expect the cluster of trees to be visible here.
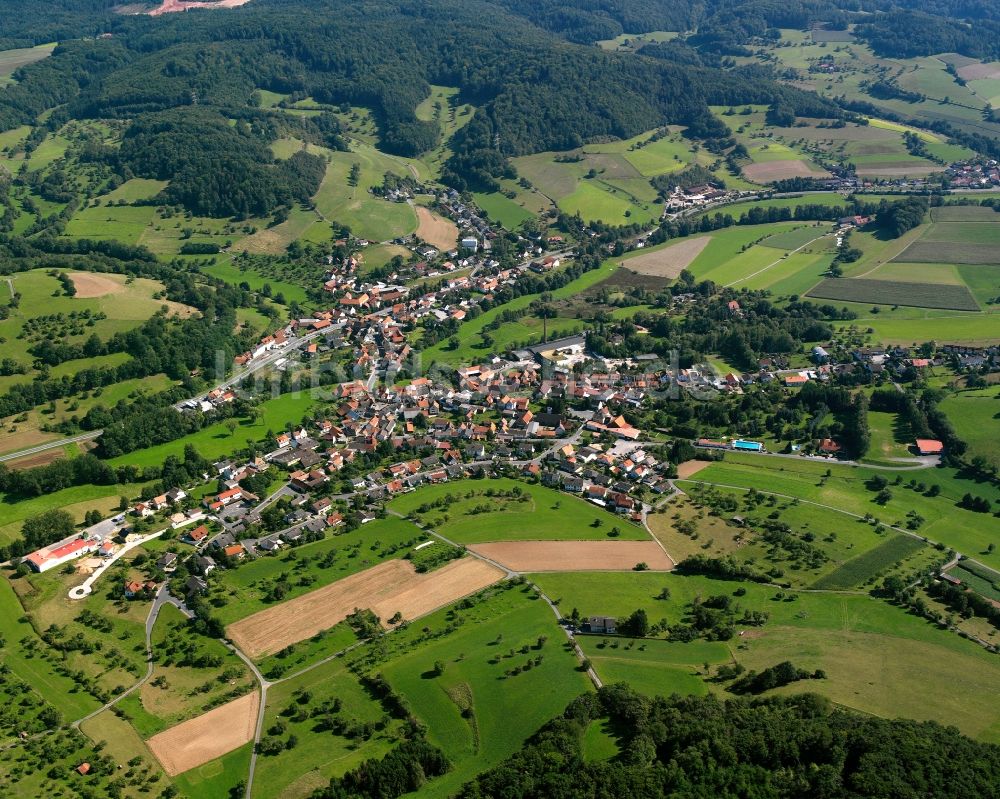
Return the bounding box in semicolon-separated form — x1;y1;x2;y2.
871;385;966;461
589;292;838;370
118;109;326;218
876;196;929;238
728;661;825;694
309;737;449;799
926;578;1000;631
0;454;117;499
674;554;770;583
458;685;1000;798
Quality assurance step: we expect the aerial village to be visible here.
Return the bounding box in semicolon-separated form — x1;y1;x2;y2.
22;200;995;599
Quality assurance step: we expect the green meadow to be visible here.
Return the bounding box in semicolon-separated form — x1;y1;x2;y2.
388;478;648;543
376;585;591;798
941;388;1000;469
173;743;253;799
251;659;400;799
683;453;1000;570
107;392;317;469
533;571;1000;742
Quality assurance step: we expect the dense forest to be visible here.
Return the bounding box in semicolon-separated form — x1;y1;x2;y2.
458;685;1000;799
118;109;326;217
0;0;843;195
3;0;993;194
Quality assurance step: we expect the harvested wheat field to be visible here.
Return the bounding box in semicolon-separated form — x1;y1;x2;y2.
623;236;710;278
147;691;259;776
68;272;124;298
227;557;503;658
957;62;1000;81
743;160;828;182
415;206;459;250
469;541;674;572
676;459;713;479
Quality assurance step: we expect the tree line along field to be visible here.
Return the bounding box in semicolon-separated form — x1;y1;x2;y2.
530;571;1000;743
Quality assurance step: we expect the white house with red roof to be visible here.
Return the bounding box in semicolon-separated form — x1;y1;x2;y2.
24;537;98;573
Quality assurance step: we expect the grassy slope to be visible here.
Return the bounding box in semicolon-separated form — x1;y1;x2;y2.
107;392;316;468
685;453;1000;570
532;571;1000;742
388;478;648;543
378;586;591;798
214;516;426;626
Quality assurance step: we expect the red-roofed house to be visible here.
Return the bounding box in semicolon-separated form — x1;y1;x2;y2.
915;439;944;455
24;537;97;573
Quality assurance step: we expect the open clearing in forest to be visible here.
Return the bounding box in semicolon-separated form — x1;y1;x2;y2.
226;558;503;658
415;206;459;250
743;160;827;182
469;541;674;572
147;692;259;776
619;236;710;278
0;44;55;84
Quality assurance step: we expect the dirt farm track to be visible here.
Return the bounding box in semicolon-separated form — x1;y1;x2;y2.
469;540;675;572
226;557;503;659
146;691;259;776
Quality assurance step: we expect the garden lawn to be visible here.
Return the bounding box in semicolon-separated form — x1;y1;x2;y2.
378;585;591;798
866;410;917;461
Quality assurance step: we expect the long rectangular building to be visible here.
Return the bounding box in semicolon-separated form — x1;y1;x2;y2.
24;537;97;573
